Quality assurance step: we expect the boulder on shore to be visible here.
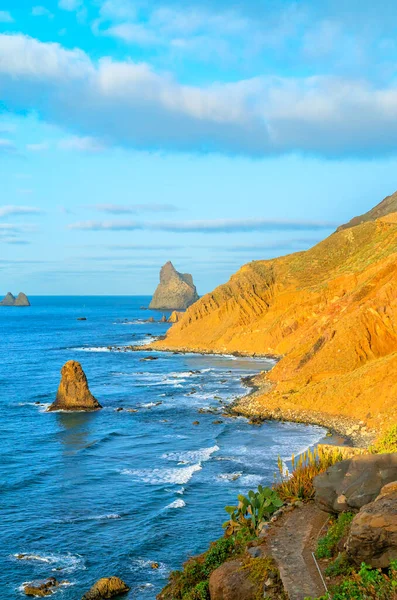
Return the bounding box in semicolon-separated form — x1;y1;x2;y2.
209;557;285;600
24;577;59;597
81;576;130;599
47;361;102;412
346;481;397;568
149;261;199;310
314;453;397;513
0;291;30;306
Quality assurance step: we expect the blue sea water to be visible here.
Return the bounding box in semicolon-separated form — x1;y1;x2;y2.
0;297;325;598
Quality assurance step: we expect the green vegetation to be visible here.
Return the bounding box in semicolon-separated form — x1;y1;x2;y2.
316;512;354;559
241;556;288;600
274;447;345;502
370;424;397;454
306;560;397;599
223;486;283;537
324;552;353;578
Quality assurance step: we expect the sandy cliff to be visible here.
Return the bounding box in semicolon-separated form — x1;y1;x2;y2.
152;205;397;432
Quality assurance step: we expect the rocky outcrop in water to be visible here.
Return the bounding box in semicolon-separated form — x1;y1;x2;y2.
0;291;30;306
47;361;102;412
168;310;183;323
346;481;397;568
314;453;397;513
81;577;130;599
149;262;199;310
24;577;60;597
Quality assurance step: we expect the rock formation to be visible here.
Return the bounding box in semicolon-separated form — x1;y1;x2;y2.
346;481;397;568
151;191;397;433
168;310;183;323
338;189;397;231
314;453;397;513
47;361;102;412
81;577;130;599
0;291;30;306
149;261;199;310
24;577;60;597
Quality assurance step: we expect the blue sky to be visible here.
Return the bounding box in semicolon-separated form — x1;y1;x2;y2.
1;0;397;295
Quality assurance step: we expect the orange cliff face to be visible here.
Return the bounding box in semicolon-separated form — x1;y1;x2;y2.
152;213;397;432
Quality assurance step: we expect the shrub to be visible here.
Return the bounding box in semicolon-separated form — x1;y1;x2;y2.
183;580;210;600
316;512;354;559
223;486;283;536
305;561;397;599
324;552;354;577
369;425;397;454
274;447;345;502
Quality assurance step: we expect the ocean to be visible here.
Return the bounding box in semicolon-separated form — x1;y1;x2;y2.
0;296;325;598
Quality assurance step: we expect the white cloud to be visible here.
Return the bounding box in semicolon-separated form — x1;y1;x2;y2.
0;138;16;153
32;6;54;18
2;33;397;156
94;203;178;213
26;142;49;151
58;136;106;152
58;0;83;11
0;11;13;23
0;205;41;218
68;217;336;233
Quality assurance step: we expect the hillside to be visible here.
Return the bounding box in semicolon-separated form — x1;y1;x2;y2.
338;189;397;231
152;209;397;433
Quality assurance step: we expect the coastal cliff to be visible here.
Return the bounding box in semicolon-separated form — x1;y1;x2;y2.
151;198;397;433
149;261;199;310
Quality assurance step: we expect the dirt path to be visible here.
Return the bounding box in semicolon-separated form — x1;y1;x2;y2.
265;503;329;600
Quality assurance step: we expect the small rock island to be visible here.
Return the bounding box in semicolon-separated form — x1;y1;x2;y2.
0;292;30;306
149;261;199;310
47;360;102;412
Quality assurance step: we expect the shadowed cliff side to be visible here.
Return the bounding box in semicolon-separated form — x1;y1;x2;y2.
151;210;397;433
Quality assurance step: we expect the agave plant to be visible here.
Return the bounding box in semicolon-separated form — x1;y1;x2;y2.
223;485;283;537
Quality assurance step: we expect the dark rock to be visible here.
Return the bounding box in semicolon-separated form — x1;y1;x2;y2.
314;453;397;513
47;361;102;412
77;317;87;321
213;420;223;424
346;481;397;567
81;577;130;599
160;315;167;322
149;261;199;310
140;356;158;361
192;421;200;425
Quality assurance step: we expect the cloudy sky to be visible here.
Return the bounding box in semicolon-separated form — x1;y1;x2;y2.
1;0;397;295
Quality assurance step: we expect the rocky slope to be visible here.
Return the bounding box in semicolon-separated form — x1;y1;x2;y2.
151;199;397;433
149;261;199;310
0;292;30;306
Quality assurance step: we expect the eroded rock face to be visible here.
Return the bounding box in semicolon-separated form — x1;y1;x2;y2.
314;453;397;513
346;481;397;568
81;576;130;599
149;262;199;310
47;361;102;412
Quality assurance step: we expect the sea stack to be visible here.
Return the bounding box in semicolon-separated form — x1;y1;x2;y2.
47;361;102;412
149;261;199;310
0;292;30;306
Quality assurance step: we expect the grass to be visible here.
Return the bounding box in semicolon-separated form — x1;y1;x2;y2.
305;560;397;599
369;424;397;453
274;447;345;502
316;512;354;559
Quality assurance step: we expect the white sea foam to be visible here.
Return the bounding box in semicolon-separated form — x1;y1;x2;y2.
121;463;202;485
218;472;242;482
162;445;219;464
239;474;264;487
166;499;186;509
130;558;168;574
13;552;85;573
73;346;112;352
59;513;121;523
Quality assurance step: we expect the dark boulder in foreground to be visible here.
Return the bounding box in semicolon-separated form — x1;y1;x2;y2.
149;261;199;310
346;481;397;568
314;453;397;513
47;360;102;412
0;291;30;306
81;576;130;599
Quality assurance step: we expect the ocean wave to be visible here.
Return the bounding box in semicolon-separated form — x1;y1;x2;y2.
59;513;121;523
165;499;186;509
130;558;168;575
73;346;112;352
218;472;242;481
162;445;219;464
120;463;202;485
18;402;51;413
12;552;85;573
239;474;264;487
